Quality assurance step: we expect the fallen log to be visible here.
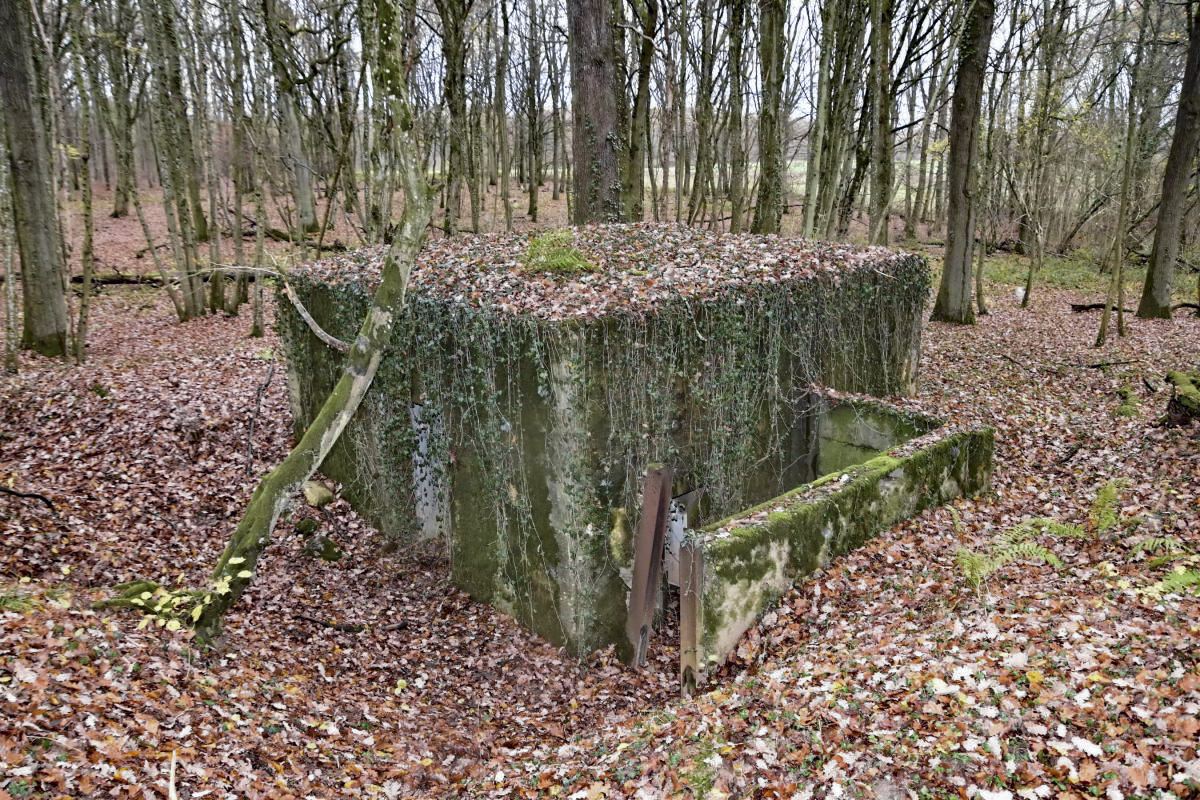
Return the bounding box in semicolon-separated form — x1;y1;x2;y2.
1165;371;1200;426
1070;302;1135;313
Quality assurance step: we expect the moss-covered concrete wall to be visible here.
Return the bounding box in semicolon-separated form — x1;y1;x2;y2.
275;226;933;658
690;420;994;678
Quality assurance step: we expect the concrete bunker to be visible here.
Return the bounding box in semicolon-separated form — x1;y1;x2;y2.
276;223;983;667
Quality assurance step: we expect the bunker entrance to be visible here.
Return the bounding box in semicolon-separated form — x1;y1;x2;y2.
275;224;990;679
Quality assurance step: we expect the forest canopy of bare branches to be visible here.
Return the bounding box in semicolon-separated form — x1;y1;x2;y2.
1;0;1197;359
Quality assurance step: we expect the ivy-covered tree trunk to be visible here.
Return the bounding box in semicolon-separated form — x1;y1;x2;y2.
867;0;892;245
751;0;786;234
566;0;625;223
931;0;993;324
192;53;432;646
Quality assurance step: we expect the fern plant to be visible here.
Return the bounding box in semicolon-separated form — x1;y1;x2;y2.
1088;480;1127;538
520;231;594;275
1148;563;1200;597
955;535;1064;596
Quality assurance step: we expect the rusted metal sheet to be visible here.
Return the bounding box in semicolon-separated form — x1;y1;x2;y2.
626;466;672;667
679;537;704;696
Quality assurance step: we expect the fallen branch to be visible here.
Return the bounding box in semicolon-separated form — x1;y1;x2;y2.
292;614;366;633
283;282;349;352
999;353;1035;372
1084;359;1140;369
70;272;164;286
1070;302;1135;313
1170;302;1200;312
1056;444;1083;465
0;485;56;511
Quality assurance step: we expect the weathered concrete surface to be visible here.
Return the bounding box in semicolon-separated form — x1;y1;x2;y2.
276;225;934;657
685;401;993;682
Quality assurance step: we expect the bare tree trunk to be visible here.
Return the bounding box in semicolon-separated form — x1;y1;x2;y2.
435;0;473;235
1;130;19;373
497;0;514;231
0;0;70;357
1138;5;1200;319
623;0;658;220
526;0;542;222
70;0;96;362
804;0;835;238
1098;0;1150;346
931;0;994;324
727;0;747;233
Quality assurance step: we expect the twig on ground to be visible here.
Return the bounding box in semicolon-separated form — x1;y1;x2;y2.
0;485;56;511
1056;444;1083;465
292;614;366;633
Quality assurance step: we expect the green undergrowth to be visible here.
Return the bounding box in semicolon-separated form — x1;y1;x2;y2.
520;231;595;275
954;480;1200;599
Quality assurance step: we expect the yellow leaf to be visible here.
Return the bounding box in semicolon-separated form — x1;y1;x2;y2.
166;619;181;632
1026;670;1045;686
420;758;433;767
191;605;203;622
236;570;253;579
228;556;246;565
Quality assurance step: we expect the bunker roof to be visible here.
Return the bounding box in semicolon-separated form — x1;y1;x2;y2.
293;222;922;321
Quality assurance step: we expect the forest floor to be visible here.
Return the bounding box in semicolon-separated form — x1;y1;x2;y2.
1;217;1199;799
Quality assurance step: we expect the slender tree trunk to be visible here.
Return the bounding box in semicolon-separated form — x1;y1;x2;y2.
0;0;70;357
192;28;432;645
867;0;892;245
435;0;472;235
70;0;96;362
1138;5;1200;319
804;0;834;238
496;0;514;231
1098;0;1150;346
727;0;747;233
931;0;994;324
623;0;658;220
526;0;542;222
751;0;786;234
1;127;20;373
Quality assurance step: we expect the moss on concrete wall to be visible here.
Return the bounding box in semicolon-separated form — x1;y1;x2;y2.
695;424;994;672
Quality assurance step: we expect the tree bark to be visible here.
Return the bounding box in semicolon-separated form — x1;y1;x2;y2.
623;0;658;220
931;0;994;324
751;0;786;234
1138;6;1200;319
867;0;893;245
727;0;747;233
70;0;96;362
567;0;626;223
0;0;70;357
